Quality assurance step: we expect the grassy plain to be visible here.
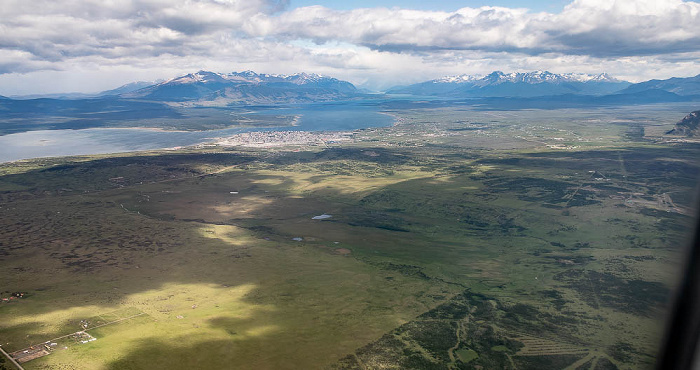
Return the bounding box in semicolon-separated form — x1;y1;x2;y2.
0;104;698;369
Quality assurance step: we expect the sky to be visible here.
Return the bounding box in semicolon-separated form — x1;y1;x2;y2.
0;0;699;95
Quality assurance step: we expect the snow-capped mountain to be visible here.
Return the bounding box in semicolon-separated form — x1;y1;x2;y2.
433;74;483;84
123;70;358;104
434;71;622;85
388;71;630;97
151;71;354;89
165;71;231;85
560;72;620;83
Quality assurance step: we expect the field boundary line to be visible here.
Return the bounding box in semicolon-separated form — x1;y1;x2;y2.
12;312;147;356
85;312;147;332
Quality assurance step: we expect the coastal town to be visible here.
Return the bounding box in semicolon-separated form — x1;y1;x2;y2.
213;130;355;148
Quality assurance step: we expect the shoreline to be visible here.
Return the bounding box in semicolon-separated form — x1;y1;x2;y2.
0;105;394;164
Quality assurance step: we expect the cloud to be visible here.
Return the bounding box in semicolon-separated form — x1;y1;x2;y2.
0;49;61;74
245;0;700;57
544;0;700;56
0;0;287;64
3;0;698;66
249;6;539;52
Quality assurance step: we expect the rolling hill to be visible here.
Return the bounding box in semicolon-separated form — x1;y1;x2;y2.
666;110;700;136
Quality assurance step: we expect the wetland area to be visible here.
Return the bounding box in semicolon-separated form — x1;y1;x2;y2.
0;102;698;369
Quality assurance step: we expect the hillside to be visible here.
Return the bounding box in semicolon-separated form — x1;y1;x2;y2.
666;110;700;136
99;81;158;96
621;74;700;96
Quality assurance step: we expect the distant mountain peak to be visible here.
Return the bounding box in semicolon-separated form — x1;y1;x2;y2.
433;74;482;83
165;71;229;85
431;71;624;85
285;72;330;84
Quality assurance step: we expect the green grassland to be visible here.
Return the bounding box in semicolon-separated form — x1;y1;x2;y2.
0;105;698;369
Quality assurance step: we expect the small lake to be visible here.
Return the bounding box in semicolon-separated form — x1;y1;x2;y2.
0;101;394;163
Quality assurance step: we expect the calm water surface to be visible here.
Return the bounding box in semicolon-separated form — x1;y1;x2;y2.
1;102;394;163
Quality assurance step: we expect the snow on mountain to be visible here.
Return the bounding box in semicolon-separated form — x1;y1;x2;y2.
561;72;621;83
431;71;622;85
434;74;482;83
159;70;344;86
284;72;324;84
389;71;630;97
164;71;230;85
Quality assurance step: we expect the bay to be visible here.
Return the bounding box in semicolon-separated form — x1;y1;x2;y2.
0;102;394;163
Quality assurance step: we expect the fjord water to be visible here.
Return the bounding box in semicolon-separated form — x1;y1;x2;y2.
0;101;394;163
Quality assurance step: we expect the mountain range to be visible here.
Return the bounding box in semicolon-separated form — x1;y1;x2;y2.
119;71;358;105
387;71;631;97
3;70;700;107
6;71;358;105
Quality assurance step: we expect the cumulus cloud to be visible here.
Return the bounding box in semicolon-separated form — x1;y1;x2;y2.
0;49;61;74
245;0;700;56
247;6;540;52
0;0;287;63
544;0;700;56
